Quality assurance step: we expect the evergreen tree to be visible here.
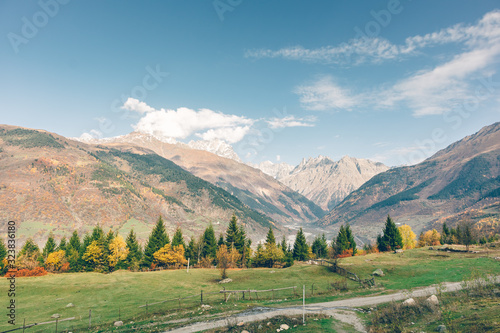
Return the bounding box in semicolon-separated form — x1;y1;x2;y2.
377;215;403;252
345;224;357;255
292;228;309;261
91;225;104;242
185;238;197;265
0;238;7;261
68;231;81;254
20;238;40;257
311;234;328;258
280;236;288;253
125;229;142;267
441;222;450;244
172;227;186;249
42;233;57;258
265;227;276;246
225;214;240;248
201;223;217;259
217;234;225;248
57;237;67;252
142;216;170;268
80;233;92;271
238;225;250;267
334;225;348;256
0;238;7;275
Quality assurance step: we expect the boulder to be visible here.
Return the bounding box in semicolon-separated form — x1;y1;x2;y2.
436;324;447;332
51;314;60;319
201;304;212;310
427;295;439;306
237;322;244;327
66;303;74;308
402;298;416;307
218;278;233;284
114;321;123;327
280;323;290;330
372;268;384;277
241;331;250;333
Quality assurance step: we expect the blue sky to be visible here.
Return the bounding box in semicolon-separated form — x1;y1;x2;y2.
1;1;499;166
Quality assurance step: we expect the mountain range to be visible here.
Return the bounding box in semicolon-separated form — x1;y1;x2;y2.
251;156;389;210
320;122;500;240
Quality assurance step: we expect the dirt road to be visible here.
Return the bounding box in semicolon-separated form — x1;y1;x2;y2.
165;277;498;333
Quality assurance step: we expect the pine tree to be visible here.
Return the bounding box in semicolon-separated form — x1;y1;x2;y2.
217;234;225;248
280;236;287;253
142;216;170;268
172;227;186;249
265;227;276;246
441;222;450;244
201;224;217;259
293;228;309;261
125;229;142;267
312;234;328;258
345;224;357;255
0;238;7;261
185;238;197;265
225;214;240;248
20;238;40;257
80;233;92;271
377;215;403;252
91;225;104;242
42;233;57;258
68;231;81;254
57;237;67;252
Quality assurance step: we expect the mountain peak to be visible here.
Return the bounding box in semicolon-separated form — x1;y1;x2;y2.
187;139;242;162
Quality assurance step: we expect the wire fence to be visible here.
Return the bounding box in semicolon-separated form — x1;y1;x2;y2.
1;279;358;333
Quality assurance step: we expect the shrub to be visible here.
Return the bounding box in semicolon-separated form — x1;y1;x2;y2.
5;267;47;277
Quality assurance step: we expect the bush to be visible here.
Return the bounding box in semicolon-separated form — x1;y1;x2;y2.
5;267;47;277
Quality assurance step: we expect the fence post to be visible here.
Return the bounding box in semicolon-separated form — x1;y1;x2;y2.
248;289;251;300
55;317;58;333
89;309;92;330
146;301;148;315
201;290;203;305
302;285;305;326
119;307;121;321
178;297;181;310
223;287;227;302
312;284;314;296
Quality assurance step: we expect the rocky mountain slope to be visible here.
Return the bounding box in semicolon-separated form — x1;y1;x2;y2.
320;122;500;239
252;156;388;211
81;132;326;225
0;125;274;245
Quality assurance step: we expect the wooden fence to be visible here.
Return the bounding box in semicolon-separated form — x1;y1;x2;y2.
316;259;375;287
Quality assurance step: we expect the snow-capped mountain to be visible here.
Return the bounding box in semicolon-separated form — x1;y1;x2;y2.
187;138;242;162
249;161;294;179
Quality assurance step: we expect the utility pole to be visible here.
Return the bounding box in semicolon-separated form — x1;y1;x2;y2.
302;285;305;326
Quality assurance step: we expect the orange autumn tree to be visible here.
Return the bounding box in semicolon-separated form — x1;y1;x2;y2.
398;224;417;250
418;229;441;247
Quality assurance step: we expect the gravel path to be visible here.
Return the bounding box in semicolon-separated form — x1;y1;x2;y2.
165;277;500;333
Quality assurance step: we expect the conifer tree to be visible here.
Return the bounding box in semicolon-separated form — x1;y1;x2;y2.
172;227;186;249
217;234;225;248
201;223;217;259
334;225;348;256
91;225;104;242
377;215;403;252
125;229;142;267
57;237;67;252
265;227;276;246
293;228;309;261
0;238;7;275
312;234;328;258
280;236;287;253
66;231;81;272
185;238;197;265
225;214;240;248
68;231;81;254
345;224;357;255
42;233;57;258
142;216;170;268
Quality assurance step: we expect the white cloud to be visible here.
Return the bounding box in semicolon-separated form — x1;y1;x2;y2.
195;126;251;144
276;155;281;161
294;76;358;111
127;98;254;143
245;10;500;66
122;98;155;114
293;11;500;115
266;115;317;128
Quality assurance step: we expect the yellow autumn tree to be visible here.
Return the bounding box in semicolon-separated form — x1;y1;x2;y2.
398;224;417;250
216;244;241;279
108;235;129;268
153;244;186;268
45;250;66;271
82;241;104;268
418;229;441;247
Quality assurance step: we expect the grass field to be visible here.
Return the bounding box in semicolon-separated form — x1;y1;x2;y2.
1;246;499;332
